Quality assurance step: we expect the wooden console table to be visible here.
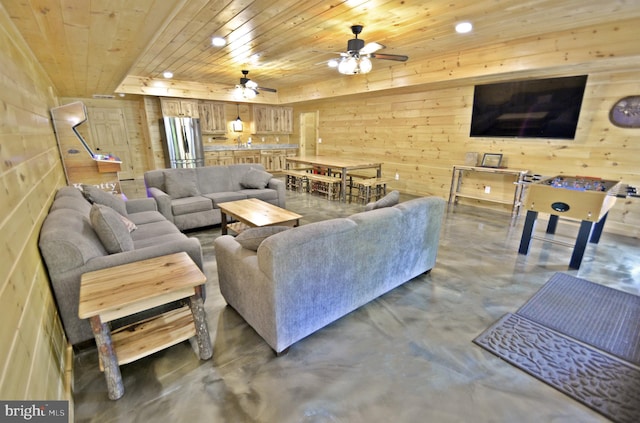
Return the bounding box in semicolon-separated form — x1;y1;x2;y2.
79;252;212;400
448;165;529;218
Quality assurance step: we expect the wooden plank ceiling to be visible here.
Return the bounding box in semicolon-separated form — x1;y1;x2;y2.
3;0;640;102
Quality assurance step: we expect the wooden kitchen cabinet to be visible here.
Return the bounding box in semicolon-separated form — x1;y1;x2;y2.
252;105;292;134
160;98;200;118
198;102;226;133
205;151;234;166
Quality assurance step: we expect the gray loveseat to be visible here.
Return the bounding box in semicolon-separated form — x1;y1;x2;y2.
144;164;285;231
38;185;203;346
214;196;446;354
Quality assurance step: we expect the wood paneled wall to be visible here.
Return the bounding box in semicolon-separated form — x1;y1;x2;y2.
292;70;640;238
0;3;71;404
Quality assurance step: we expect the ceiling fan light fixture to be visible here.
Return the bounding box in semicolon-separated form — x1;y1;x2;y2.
234;85;257;100
359;56;372;73
338;56;371;75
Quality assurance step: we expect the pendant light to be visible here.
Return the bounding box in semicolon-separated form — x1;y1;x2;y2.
232;104;243;132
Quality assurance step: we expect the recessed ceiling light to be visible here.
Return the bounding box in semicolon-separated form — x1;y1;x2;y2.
211;36;226;47
163;71;173;79
455;22;473;34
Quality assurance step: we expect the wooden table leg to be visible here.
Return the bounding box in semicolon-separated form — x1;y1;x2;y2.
89;316;124;400
189;286;212;360
220;210;228;235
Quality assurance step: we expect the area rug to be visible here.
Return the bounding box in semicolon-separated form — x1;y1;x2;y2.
474;273;640;423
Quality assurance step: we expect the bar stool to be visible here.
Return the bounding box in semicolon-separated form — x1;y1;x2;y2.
353;178;392;204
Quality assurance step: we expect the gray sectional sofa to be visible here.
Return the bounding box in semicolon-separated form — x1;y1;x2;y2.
38;185;204;346
214;196;446;354
144;164;285;231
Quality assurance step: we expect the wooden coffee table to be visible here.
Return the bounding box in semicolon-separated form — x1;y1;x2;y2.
218;198;302;235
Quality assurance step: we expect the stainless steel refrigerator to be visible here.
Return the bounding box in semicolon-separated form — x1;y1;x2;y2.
160;117;205;168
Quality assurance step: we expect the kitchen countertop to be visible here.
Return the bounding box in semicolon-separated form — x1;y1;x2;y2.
203;144;298;152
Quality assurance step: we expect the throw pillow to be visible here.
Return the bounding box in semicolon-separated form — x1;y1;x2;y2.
119;214;137;232
365;190;400;211
164;170;200;199
90;204;134;253
82;184;128;216
240;167;273;189
235;226;291;251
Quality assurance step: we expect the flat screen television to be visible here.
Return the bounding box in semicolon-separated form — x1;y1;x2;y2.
470;75;588;139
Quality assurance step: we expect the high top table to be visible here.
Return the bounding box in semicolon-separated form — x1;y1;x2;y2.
286;155;382;202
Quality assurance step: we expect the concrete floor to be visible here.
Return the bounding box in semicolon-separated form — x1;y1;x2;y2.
73;180;640;422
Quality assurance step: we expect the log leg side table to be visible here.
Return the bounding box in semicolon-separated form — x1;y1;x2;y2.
79;252;212;400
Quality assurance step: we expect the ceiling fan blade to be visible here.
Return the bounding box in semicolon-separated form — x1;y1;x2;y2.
258;87;277;93
360;42;384;55
371;53;409;62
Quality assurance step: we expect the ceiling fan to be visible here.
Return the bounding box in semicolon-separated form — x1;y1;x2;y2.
233;70;276;99
330;25;408;75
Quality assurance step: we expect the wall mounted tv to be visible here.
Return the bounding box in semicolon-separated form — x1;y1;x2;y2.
470;75;588;139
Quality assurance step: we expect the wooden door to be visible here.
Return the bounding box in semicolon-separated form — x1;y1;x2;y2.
88;107;134;180
300;111;319;156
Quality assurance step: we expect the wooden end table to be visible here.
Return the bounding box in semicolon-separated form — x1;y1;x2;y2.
218;198;302;235
79;252;212;400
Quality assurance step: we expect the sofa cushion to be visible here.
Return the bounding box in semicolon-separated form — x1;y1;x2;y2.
227;164;266;190
130;220;181;242
90;204;134;253
204;192;248;207
39;209;106;273
238;188;278;203
196;166;232;194
235;226;291;251
240;167;273;189
55;186;84;199
120;214;137;232
365;190;400;211
49;194;92;215
171;196;213;216
127;210;168;225
82;184;128;216
164;170;201;199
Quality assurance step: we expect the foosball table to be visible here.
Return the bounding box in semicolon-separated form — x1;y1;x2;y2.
518;175;622;269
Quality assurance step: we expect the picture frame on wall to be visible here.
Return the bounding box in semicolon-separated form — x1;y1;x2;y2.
481;153;503;168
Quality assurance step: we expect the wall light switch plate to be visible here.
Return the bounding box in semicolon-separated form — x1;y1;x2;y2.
484;186;491;194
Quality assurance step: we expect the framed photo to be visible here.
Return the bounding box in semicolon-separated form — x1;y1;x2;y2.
481;153;503;168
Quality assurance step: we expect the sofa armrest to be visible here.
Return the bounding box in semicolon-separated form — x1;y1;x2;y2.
147;186;173;221
85;237;204;272
125;197;157;214
268;177;286;208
